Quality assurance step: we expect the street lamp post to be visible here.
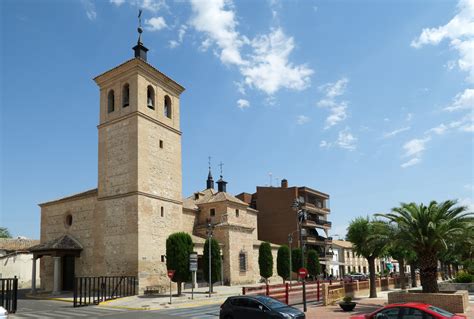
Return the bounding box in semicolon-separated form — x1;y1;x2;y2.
206;219;214;298
288;234;293;288
292;198;307;312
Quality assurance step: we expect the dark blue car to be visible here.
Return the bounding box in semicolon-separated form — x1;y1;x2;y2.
220;295;305;319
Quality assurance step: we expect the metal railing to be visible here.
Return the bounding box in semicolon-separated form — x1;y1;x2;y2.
73;276;137;307
0;277;18;314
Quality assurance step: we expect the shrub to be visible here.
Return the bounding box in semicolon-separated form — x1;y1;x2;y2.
343;296;353;303
453;271;474;283
259;242;273;282
307;250;321;279
292;248;303;273
277;245;290;282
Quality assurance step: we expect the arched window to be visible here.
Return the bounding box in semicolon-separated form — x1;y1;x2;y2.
108;90;115;113
164;95;172;118
147;86;155;110
122;83;130;107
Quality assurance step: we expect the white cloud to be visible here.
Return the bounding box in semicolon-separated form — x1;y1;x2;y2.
406;113;414;121
296;115;310;125
109;0;125;5
317;78;350;129
237;99;250;109
241;28;313;95
168;24;187;48
234;81;246;95
145;16;167;31
401;157;421;168
444;88;474;111
189;0;313;95
82;0;97;20
336;128;357;151
403;137;431;158
411;0;474;82
319;140;330;148
383;126;410;139
427;123;448;135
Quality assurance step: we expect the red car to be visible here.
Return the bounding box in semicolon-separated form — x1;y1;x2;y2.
350;303;467;319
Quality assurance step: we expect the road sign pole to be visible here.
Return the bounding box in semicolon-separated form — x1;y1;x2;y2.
303;279;307;312
169;279;172;304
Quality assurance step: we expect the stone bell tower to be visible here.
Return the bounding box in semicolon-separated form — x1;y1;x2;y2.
93;19;185;290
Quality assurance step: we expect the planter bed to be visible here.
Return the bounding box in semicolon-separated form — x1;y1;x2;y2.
387;290;469;314
438;282;474;293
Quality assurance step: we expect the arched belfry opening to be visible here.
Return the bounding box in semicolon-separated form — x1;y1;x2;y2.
122;83;130;107
164;95;172;118
147;86;155;109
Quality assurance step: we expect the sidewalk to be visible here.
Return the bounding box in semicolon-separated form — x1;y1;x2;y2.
99;284;252;310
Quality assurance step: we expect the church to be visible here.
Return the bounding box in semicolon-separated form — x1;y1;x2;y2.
31;30;279;294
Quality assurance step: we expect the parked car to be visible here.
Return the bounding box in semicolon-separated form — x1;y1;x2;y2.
0;306;7;319
349;273;368;281
349;302;467;319
220;295;305;319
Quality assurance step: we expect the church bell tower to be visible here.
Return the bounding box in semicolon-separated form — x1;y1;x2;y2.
92;14;185;291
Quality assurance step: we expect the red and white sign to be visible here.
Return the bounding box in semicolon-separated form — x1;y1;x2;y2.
298;267;308;279
167;270;175;279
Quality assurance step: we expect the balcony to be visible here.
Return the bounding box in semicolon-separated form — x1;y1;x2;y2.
303;202;330;214
304;214;332;228
305;234;332;245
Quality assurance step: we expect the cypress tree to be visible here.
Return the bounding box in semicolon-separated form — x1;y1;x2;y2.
259;242;273;283
166;232;194;296
277;245;290;282
203;238;221;293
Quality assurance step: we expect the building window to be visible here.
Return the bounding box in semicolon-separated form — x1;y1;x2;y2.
65;214;73;228
122;83;130;107
352;252;355;258
210;208;215;217
347;251;350;258
377;265;380;272
235;209;239;217
239;251;247;272
147;86;155;109
358;266;361;272
161;207;164;217
108;90;115;113
161;255;166;262
164;95;172;118
159;140;163;148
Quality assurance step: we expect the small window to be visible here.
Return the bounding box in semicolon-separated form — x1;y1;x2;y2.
347;251;350;258
358;266;361;272
147;86;155;110
108;90;115;113
210;208;216;217
65;214;73;228
352;252;355;258
161;207;164;217
161;255;166;262
122;83;130;107
164;95;172;118
239;251;247;272
159;140;163;149
377;265;380;272
235;209;239;217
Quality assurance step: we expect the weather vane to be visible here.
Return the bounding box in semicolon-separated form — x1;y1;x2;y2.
219;161;224;178
208;156;212;172
137;9;143;43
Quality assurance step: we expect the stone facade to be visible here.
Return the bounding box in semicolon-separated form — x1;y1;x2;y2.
37;50;275;293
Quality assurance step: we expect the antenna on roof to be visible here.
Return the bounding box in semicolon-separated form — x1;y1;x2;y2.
269;172;273;187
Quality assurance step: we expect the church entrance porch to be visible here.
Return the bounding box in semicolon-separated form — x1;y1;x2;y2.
28;235;83;295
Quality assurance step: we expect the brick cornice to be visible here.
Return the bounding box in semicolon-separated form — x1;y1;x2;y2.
98;191;183;205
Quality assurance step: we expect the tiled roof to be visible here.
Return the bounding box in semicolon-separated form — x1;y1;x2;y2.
0;238;39;252
183;188;249;209
29;235;83;252
39;188;98;206
332;239;353;249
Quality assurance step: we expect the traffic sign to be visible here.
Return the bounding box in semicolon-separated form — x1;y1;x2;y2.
189;252;198;272
298;267;308;279
167;270;175;279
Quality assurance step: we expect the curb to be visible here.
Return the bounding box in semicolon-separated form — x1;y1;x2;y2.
25;294;74;303
98;297;226;311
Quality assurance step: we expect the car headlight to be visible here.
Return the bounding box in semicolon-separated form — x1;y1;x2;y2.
280;313;293;319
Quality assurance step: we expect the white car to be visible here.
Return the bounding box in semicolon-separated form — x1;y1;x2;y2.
0;306;7;319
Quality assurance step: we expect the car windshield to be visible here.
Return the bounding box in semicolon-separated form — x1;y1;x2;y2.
256;296;288;309
428;306;454;317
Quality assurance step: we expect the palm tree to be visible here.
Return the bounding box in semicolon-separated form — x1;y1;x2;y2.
378;200;473;293
347;217;391;298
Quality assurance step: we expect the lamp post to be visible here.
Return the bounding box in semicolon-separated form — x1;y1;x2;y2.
288;233;293;287
206;219;214;298
292;198;307;312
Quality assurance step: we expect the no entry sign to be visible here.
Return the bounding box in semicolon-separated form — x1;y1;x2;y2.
167;270;175;279
298;267;308;279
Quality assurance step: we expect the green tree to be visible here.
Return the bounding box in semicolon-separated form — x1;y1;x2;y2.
166;232;194;296
203;238;221;293
277;245;290;283
291;248;303;273
378;200;473;293
0;227;11;238
307;250;321;280
347;217;391;298
259;242;273;283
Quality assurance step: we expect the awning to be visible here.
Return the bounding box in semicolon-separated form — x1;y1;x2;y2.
29;234;83;258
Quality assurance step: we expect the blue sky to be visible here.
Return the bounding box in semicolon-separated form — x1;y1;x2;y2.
1;0;473;239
